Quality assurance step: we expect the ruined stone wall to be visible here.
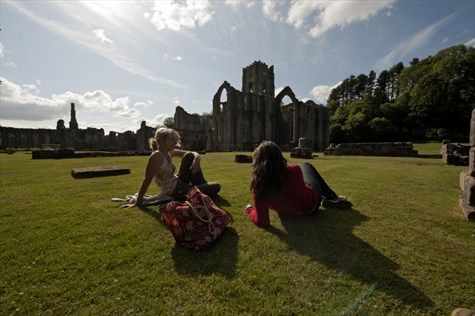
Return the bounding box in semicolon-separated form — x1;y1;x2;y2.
0;126;56;149
136;121;155;152
324;142;419;157
211;80;277;152
174;106;210;151
210;79;330;152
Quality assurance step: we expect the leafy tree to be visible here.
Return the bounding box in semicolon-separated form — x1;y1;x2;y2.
327;44;475;142
163;117;175;128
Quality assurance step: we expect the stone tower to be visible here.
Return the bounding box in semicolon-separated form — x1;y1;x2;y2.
69;103;79;130
242;61;275;97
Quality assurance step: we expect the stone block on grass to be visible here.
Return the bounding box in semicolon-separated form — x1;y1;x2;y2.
72;166;130;178
470;147;475;177
459;171;475;206
235;154;252;163
459;194;475;221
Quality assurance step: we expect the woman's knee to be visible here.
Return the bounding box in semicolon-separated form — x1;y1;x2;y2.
198;182;221;197
182;152;195;162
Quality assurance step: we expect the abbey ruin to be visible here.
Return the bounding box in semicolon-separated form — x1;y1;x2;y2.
1;61;330;152
175;61;330;151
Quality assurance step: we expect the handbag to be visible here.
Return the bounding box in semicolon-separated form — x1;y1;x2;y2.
160;186;232;250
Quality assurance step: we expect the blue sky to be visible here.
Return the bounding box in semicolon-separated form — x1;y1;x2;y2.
1;0;474;133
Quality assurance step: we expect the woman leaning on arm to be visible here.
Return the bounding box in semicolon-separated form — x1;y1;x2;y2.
125;127;221;207
245;141;352;227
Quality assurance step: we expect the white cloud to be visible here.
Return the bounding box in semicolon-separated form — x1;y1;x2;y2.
262;0;282;22
465;37;475;48
162;53;183;61
116;107;140;118
145;0;214;31
22;84;40;94
0;77;143;121
6;1;185;89
310;82;341;104
443;36;449;43
134;100;152;108
5;62;17;68
0;42;3;57
92;29;113;43
287;0;395;38
374;12;456;70
36;79;42;85
135;114;169;128
225;0;256;9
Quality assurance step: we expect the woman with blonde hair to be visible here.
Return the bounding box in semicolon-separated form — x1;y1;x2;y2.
126;127;221;207
246;141;352;227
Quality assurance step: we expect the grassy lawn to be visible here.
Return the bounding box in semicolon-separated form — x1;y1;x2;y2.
413;142;443;155
1;151;474;314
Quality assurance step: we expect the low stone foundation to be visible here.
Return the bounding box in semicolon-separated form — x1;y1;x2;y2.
32;149;75;159
32;150;151;159
235;154;252;163
324;142;418;157
71;166;130;178
441;142;470;166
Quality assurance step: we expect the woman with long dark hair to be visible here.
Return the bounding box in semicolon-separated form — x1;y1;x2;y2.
246;141;352;227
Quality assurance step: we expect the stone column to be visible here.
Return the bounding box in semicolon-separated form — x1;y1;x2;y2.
459;108;475;220
226;93;235;151
252;101;260;148
236;93;243;151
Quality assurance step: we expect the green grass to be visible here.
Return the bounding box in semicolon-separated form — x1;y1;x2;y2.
1;151;474;314
413;142;443;155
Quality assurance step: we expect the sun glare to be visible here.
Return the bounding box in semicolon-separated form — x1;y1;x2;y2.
80;0;131;20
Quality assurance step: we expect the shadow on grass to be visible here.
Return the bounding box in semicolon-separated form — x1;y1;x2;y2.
140;205;238;278
170;227;238;278
213;195;231;207
266;208;433;310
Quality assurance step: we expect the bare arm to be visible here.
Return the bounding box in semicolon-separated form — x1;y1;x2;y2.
122;152;163;208
171;149;201;173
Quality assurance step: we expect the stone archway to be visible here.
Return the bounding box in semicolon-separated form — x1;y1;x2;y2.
275;86;301;147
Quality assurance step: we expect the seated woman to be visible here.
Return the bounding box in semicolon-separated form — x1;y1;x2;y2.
246;141;352;227
126;127;221;207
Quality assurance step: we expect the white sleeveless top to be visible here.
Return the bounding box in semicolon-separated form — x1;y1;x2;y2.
154;151;178;195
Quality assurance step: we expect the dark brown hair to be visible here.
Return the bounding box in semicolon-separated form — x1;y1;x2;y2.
251;141;288;199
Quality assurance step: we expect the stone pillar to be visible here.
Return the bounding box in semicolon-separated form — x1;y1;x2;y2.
252;102;259;148
236;93;243;151
227;93;236;151
293;103;299;144
459;108;475;220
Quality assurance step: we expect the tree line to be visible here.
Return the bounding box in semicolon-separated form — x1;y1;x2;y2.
327;44;475;143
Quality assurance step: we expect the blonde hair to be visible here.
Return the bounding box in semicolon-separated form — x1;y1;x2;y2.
149;127;180;150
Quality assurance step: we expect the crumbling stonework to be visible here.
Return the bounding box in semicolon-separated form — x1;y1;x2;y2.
324;142;419;157
1;103;155;152
174;106;211;151
209;61;329;152
459;109;475;220
4;62;330;153
290;137;313;159
441;142;470;165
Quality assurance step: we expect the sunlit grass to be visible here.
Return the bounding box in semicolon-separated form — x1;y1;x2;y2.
413;142;443;155
0;151;474;314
